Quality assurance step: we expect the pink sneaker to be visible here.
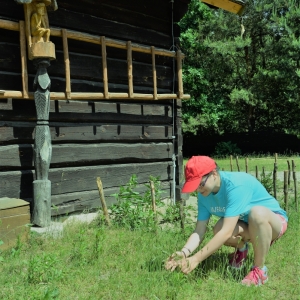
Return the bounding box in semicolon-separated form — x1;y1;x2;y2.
241;266;268;286
228;244;248;269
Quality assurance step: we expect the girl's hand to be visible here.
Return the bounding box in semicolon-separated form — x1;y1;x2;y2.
165;251;185;271
179;255;199;274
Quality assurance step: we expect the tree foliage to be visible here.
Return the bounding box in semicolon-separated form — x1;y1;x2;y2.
179;0;300;136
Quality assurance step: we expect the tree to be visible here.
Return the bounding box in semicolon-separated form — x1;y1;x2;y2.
179;0;300;136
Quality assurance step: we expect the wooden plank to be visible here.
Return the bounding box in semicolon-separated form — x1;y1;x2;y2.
127;41;134;98
0;124;173;143
62;29;71;99
19;21;29;99
49;10;173;50
0;214;30;250
151;46;158;100
1;100;172;122
201;0;245;15
101;36;109;99
0;205;30;218
0;162;173;199
177;50;184;98
56;0;171;28
0;143;173;167
0;19;19;31
0;43;173;88
50;180;171;216
0;91;189;101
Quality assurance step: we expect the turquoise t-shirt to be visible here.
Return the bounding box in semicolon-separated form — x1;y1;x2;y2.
197;171;288;223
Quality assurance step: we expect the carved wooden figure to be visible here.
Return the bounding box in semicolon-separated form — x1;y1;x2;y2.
23;0;56;60
32;58;52;227
30;2;50;43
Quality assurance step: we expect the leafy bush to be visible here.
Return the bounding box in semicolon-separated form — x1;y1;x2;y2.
109;175;164;231
213;141;242;158
259;171;273;195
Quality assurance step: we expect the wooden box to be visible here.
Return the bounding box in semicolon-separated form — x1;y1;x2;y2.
0;198;31;250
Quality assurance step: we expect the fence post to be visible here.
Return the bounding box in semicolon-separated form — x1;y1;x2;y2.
273;162;277;199
255;166;258;179
292;160;298;212
230;155;233;171
236;156;240;172
284;171;288;212
287;160;291;186
96;177;111;226
245;157;248;173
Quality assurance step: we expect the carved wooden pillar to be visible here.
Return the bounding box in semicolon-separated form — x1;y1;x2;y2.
17;0;57;226
32;58;52;227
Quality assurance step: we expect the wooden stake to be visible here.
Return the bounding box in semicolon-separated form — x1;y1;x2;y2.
150;180;158;226
273;162;277;199
150;181;156;213
176;50;183;99
96;177;111;226
19;21;29;99
287;160;291;186
127;41;134;98
255;166;258;179
62;29;71;99
283;170;288;211
236;156;240;172
230;155;233;171
151;46;158;100
101;36;109;99
245;157;248;173
292;160;298;212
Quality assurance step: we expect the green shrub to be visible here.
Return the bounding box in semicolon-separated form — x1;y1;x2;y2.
213;141;242;158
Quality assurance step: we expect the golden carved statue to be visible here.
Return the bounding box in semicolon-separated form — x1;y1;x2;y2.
30;2;50;43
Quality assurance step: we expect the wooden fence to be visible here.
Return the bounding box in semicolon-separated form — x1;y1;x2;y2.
227;154;298;212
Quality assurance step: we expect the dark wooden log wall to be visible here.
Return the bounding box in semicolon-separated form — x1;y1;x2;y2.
0;0;188;215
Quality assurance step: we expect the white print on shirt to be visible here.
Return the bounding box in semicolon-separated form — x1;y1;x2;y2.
211;207;226;213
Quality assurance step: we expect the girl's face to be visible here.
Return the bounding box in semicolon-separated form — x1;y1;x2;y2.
197;170;220;196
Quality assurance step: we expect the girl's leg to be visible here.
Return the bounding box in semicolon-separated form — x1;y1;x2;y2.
248;206;282;267
213;218;251;249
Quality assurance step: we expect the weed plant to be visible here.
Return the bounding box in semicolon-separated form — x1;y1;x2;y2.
0;175;298;299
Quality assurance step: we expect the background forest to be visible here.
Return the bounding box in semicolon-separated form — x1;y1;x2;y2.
179;0;299;155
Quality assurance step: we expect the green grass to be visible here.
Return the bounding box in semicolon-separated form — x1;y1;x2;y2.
0;207;299;300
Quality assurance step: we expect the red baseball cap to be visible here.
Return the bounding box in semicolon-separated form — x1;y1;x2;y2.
182;156;217;193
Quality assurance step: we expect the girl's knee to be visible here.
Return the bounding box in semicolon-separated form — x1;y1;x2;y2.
249;206;270;224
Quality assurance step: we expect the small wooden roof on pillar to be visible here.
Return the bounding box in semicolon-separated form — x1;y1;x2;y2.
201;0;245;15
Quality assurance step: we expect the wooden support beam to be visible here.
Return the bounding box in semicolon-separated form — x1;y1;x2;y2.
127;41;134;99
176;50;184;99
101;36;109;99
0;19;19;31
151;46;158;100
0;91;191;101
62;29;71;100
201;0;245;15
19;21;29;99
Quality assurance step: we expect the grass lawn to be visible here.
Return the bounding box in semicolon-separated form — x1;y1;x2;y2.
0;156;298;299
0;207;298;299
184;156;300;173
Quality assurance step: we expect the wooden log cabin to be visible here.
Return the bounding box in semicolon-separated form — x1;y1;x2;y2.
0;0;245;225
0;0;193;224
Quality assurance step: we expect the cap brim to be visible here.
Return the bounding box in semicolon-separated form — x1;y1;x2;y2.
181;178;201;193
